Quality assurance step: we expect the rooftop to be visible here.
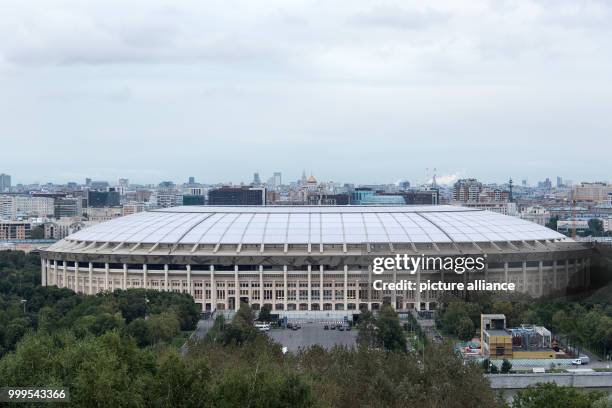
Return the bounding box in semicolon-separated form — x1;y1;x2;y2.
51;205;567;247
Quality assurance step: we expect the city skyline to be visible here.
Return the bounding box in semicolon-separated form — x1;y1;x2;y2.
1;0;611;184
0;170;606;187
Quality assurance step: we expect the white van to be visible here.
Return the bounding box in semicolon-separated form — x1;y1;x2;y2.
254;323;270;332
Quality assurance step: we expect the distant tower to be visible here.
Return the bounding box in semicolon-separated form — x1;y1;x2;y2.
301;169;307;185
253;172;261;186
508;178;514;202
432;168;437;188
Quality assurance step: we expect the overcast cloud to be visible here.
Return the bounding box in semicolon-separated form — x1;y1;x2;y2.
0;0;610;185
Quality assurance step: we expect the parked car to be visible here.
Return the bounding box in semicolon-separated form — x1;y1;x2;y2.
579;356;590;364
346;325;352;331
254;323;270;332
324;324;329;330
330;325;336;330
571;359;582;365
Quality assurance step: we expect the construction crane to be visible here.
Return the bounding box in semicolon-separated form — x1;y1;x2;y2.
571;199;577;240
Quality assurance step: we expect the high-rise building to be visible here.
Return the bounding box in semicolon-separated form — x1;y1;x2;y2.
188;176;195;185
208;187;266;205
151;189;183;208
0;195;55;219
273;172;282;187
556;176;563;188
253;172;262;186
0;174;11;192
0;220;31;240
87;190;120;208
453;179;482;202
54;197;82;218
572;182;612;203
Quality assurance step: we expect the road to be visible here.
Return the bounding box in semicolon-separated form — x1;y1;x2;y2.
267;324;357;352
181;319;214;355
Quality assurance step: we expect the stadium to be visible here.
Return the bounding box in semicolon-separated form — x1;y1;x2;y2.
40;206;591;316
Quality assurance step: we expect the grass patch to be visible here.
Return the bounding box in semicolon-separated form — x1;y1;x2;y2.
170;330;193;349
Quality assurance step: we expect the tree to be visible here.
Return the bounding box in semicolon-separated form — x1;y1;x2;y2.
588;218;604;237
258;304;272;322
356;309;378;349
501;359;512;373
512;383;605;408
376;305;407;352
148;312;180;344
30;225;45;239
456;317;475;341
545;216;558;231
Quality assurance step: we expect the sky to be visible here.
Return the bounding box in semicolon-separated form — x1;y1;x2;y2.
0;0;611;186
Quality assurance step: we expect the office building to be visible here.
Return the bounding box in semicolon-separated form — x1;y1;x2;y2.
0;174;11;192
208;187;265;205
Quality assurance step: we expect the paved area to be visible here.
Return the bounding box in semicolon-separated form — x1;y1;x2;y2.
181;319;214;355
267;324;357;351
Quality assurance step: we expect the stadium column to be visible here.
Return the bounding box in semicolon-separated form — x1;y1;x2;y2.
344;265;348;311
415;265;421;311
259;265;264;308
143;264;148;290
538;261;543;296
522;261;527;294
307;265;312;311
553;260;557;290
123;263;127;290
574;259;578;287
187;264;192;296
88;262;93;295
283;265;288;311
105;263;109;291
40;258;47;286
319;265;324;311
75;262;79;292
503;262;508;284
565;259;569;287
356;277;360;308
63;261;67;289
164;264;169;291
367;265;372;311
53;260;58;286
234;265;239;311
210;265;216;311
391;266;397;310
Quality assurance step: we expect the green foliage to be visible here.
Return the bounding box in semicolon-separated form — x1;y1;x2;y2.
208;303;260;346
545;216;558;231
30;225;45;239
456;316;475;341
357;309;378;348
511;383;605;408
258;303;272;322
0;251;200;354
376;304;407;352
501;359;512;373
438;299;480;339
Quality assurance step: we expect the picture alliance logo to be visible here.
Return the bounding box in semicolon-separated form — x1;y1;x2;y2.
372;254;487;275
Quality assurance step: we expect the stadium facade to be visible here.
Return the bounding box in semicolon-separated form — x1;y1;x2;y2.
40;206;591;314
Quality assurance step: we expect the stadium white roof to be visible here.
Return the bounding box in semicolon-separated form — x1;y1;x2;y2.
65;206;565;246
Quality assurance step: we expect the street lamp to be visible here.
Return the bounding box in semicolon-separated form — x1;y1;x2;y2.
20;299;27;314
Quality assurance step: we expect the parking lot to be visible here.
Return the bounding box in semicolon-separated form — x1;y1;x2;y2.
267;323;358;352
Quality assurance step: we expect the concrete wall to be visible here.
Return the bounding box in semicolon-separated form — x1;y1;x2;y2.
487;372;612;389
